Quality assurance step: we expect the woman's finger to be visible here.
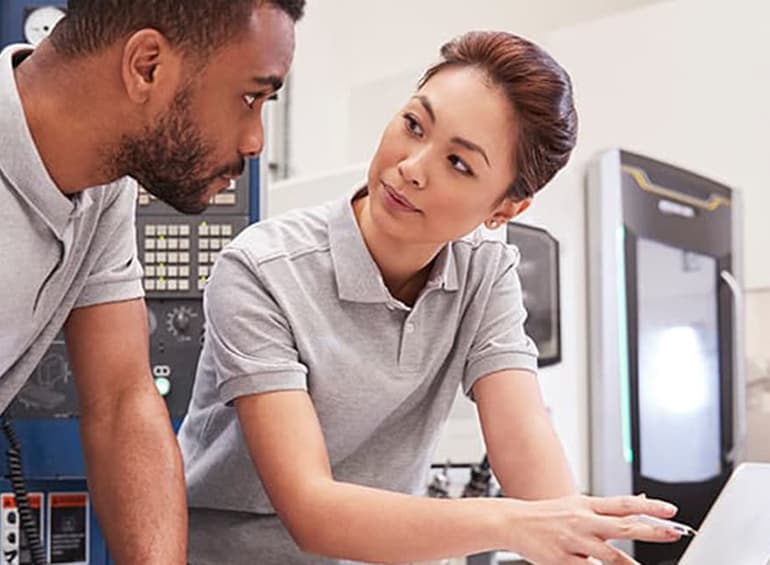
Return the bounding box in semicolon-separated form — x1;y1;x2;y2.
592;514;683;543
588;494;678;518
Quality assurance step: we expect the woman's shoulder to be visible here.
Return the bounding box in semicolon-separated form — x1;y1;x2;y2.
452;227;521;269
224;200;338;267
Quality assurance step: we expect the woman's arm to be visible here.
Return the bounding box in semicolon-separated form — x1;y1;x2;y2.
474;368;578;499
236;388;681;565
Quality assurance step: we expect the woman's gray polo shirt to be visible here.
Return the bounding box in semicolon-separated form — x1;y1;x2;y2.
179;192;538;563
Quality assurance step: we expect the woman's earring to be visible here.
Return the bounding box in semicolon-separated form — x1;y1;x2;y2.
488;220;499;229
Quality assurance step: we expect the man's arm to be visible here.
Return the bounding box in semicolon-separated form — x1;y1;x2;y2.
473;369;577;499
64;298;186;564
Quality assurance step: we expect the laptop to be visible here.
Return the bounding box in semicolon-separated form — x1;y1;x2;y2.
678;462;770;564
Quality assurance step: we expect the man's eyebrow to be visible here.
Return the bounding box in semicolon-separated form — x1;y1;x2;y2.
252;76;284;92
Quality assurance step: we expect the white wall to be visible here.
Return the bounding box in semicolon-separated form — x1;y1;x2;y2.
287;0;669;179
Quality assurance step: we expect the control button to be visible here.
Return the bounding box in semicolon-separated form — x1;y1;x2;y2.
210;225;221;236
197;279;206;291
168;225;179;236
198;252;209;264
199;224;209;236
180;225;190;236
157;225;168;236
157;252;168;263
139;194;150;206
145;225;156;236
167;239;179;250
145;266;156;277
168;252;179;264
157;279;167;291
168;279;178;291
180;266;190;277
199;239;209;250
145;279;156;291
144;238;156;250
179;280;190;291
180;238;190;250
210;239;221;251
156;265;167;277
157;238;168;250
222;225;233;236
215;193;237;205
154;377;171;397
144;252;156;264
168;266;179;277
199;266;210;278
179;252;190;264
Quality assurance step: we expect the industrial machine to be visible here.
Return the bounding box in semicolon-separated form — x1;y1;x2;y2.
587;149;744;564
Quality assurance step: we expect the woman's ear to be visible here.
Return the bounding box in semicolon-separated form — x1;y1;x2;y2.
484;197;531;229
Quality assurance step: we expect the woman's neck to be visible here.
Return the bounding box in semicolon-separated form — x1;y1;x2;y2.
352;193;441;306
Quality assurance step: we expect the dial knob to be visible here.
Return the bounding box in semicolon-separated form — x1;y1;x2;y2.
172;311;191;332
165;306;197;340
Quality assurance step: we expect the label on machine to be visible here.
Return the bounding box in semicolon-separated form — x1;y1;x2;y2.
1;493;43;565
47;494;88;565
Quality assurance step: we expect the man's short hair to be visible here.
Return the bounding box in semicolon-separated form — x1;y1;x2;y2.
49;0;305;58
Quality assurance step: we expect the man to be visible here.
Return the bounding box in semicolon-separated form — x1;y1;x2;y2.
0;0;304;562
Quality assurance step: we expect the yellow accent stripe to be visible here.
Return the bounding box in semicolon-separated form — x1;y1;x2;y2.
621;164;731;211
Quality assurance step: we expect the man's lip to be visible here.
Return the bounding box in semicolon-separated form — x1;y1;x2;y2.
382;182;419;211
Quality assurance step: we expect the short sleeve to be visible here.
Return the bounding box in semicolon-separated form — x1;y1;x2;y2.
204;246;308;405
462;249;539;396
74;183;144;309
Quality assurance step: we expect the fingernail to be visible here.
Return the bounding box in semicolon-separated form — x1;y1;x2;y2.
661;502;678;514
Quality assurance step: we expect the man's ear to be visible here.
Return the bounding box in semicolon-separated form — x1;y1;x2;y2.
121;29;183;104
484;197;532;230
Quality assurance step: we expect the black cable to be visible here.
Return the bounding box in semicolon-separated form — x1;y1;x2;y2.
2;418;47;565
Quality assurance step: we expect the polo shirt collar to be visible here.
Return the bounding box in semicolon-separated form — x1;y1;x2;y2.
328;186;459;303
0;45;92;240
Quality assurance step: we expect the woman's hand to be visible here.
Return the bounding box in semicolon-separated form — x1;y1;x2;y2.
504;494;682;564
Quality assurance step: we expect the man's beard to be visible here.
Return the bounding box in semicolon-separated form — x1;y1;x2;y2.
113;86;244;214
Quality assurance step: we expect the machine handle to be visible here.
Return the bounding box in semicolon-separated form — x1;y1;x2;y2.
720;269;746;463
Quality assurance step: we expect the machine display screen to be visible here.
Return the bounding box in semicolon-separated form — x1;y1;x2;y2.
636;237;722;483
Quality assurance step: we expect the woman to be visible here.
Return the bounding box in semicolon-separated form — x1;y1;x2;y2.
179;31;682;564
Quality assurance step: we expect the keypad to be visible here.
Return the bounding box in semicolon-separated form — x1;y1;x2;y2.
143;224;192;293
197;222;233;290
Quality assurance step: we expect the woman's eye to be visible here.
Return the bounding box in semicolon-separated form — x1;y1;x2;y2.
403;114;424;137
449;154;473;176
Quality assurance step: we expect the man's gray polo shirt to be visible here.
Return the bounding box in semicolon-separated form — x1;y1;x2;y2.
179;190;538;564
0;44;144;410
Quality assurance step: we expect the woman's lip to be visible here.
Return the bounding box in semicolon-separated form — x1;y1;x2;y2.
382;182;419;211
